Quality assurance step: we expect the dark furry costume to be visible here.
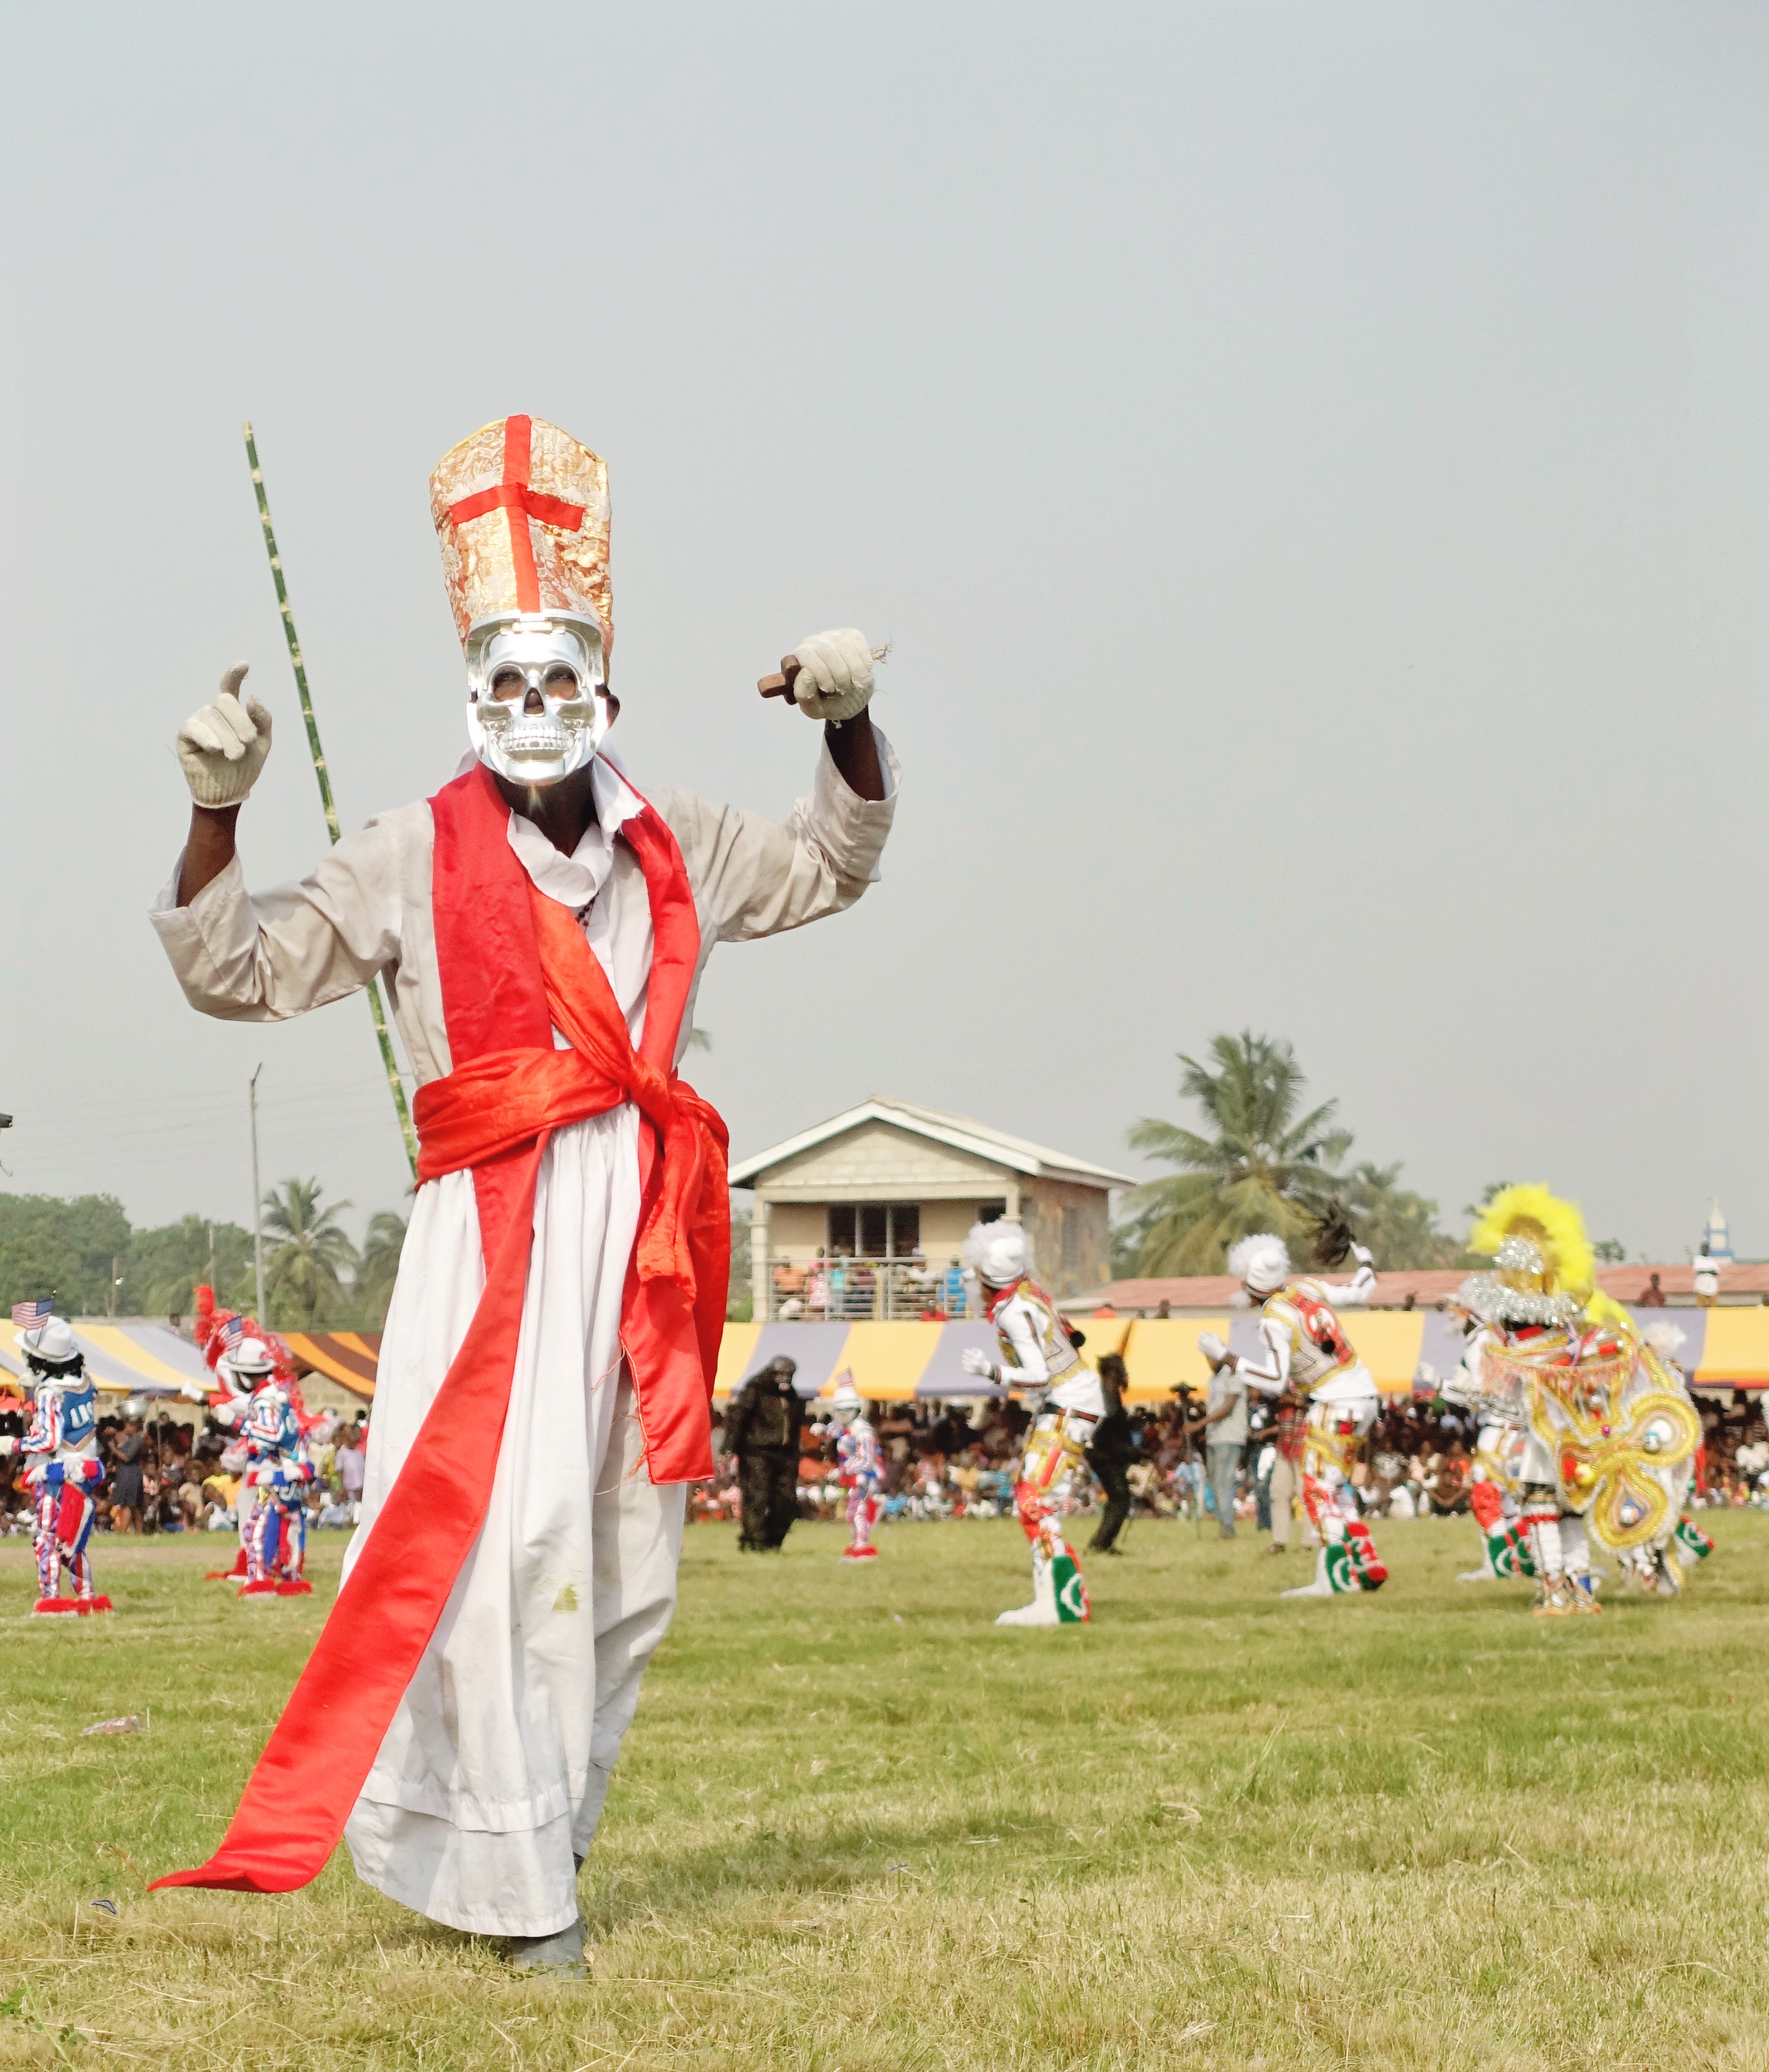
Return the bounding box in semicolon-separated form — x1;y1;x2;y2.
1086;1353;1134;1552
725;1358;806;1551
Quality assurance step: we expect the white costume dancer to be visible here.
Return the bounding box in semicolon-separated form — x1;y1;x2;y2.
149;413;898;1972
1201;1233;1388;1599
1440;1301;1535;1584
829;1376;883;1562
960;1220;1101;1625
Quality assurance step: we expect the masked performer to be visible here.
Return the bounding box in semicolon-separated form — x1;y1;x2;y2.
0;1318;112;1616
148;415;898;1974
1201;1231;1388;1599
960;1220;1100;1625
726;1357;807;1552
229;1337;317;1599
829;1374;883;1561
1438;1294;1535;1584
1463;1187;1700;1617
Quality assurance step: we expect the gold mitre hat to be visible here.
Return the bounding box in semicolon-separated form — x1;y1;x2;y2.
429;415;613;655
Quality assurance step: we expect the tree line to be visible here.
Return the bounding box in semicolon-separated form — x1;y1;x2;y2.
0;1181;406;1331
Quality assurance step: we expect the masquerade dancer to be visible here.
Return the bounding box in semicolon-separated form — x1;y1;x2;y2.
232;1337;316;1599
149;415;897;1975
726;1357;807;1552
829;1375;883;1561
960;1219;1100;1625
1462;1187;1699;1617
1;1318;111;1615
1440;1295;1535;1584
1200;1228;1388;1599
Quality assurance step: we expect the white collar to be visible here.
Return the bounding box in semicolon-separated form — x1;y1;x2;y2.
505;755;645;909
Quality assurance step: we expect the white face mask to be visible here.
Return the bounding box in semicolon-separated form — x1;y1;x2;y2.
464;611;611;787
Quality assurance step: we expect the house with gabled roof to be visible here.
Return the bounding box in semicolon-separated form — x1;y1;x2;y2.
729;1096;1132;1318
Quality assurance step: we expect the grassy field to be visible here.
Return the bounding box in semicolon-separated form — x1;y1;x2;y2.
2;1512;1768;2070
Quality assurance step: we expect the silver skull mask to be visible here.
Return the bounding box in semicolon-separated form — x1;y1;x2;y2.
464;611;611;786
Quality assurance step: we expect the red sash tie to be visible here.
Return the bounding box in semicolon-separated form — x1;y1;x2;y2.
151;765;727;1896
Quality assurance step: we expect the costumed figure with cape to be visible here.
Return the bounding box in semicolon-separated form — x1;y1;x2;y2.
148;414;898;1972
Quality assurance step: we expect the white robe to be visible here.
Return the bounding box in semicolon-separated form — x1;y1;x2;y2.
151;735;898;1934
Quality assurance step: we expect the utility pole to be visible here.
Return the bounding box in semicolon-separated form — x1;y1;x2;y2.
109;1257;119;1320
250;1065;266;1326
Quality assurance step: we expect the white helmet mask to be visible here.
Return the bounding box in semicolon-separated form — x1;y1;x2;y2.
465;611;611;787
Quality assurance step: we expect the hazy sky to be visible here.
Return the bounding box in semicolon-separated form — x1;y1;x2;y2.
4;3;1766;1266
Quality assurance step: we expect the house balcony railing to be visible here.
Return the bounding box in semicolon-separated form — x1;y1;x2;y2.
765;1256;974;1323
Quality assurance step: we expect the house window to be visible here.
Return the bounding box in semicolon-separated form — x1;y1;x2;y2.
977;1200;1007;1225
826;1204;922;1257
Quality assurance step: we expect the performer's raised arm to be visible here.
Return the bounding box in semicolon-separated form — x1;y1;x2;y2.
153;663;405;1024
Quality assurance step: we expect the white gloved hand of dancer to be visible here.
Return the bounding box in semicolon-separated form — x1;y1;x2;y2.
792;628;877;724
1197;1331;1228;1365
0;1436;15;1457
176;663;273;807
960;1346;1000;1383
1351;1243;1374;1268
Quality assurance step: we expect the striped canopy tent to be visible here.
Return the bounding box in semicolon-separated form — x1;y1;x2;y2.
710;1307;1769;1403
282;1332;380;1400
0;1321;212;1401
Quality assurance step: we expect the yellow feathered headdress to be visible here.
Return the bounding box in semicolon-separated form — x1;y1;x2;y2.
1469;1184;1594;1297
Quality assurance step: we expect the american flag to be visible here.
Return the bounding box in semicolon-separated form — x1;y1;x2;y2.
11;1300;52;1330
219;1315;247;1351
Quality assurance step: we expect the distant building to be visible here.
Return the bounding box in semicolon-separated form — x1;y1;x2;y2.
1703;1201;1735;1264
729;1096;1132;1318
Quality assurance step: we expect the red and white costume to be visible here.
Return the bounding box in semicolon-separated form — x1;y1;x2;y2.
148;415;898;1945
961;1222;1099;1626
1206;1236;1386;1599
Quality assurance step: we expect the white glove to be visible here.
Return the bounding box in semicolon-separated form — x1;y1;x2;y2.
176;663;273;807
792;628;877;724
1351;1243;1374;1268
0;1436;17;1457
1197;1331;1227;1365
960;1346;1000;1383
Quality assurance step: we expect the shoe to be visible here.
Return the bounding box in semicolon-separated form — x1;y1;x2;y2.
1456;1568;1495;1583
838;1545;879;1562
237;1579;281;1599
1268;1544;1290;1557
31;1598;78;1616
995;1599;1061;1626
275;1578;315;1596
507;1916;587;1978
75;1597;113;1614
1279;1578;1334;1599
1532;1579;1575;1618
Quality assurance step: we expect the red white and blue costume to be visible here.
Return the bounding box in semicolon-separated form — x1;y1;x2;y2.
3;1318;111;1616
829;1376;883;1561
235;1342;316;1598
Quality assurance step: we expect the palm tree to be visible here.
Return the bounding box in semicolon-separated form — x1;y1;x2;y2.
262;1178;358;1328
1124;1032;1353;1275
353;1208;409;1326
1342;1161;1459;1270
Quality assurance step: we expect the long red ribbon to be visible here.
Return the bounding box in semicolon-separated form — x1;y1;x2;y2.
150;765;724;1896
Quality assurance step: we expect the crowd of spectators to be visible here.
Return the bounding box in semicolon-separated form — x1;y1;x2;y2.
690;1385;1769;1529
770;1252;972;1322
0;1400;370;1539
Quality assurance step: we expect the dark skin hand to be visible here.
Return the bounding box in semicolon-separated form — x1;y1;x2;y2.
175;674;886;901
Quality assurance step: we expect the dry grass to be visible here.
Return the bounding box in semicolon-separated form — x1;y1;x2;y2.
2;1510;1768;2070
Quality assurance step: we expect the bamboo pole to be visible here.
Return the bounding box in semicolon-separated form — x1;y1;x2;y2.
243;421;419;1178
